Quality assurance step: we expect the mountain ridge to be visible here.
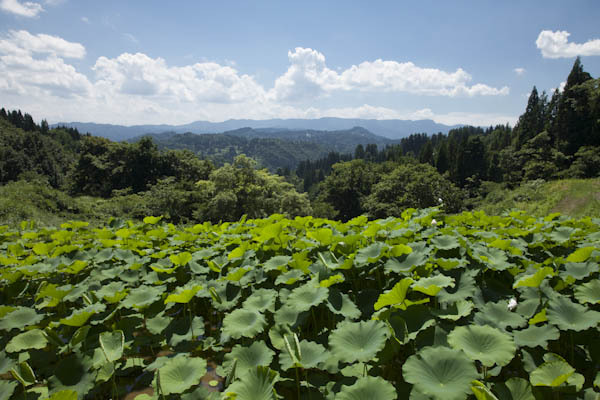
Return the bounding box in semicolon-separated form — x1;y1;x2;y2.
52;117;461;142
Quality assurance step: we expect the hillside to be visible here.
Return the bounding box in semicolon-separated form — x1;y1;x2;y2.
130;126;397;170
54;117;459;141
474;178;600;218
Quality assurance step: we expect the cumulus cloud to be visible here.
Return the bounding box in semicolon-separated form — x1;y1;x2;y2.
536;30;600;58
0;30;90;97
269;47;509;102
0;0;43;17
514;67;526;76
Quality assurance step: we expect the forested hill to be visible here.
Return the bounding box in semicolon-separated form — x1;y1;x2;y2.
129;126;398;170
53;117;459;141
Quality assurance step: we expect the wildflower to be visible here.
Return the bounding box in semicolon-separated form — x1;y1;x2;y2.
507;298;518;311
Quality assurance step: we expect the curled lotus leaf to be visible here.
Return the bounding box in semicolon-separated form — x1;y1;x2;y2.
222;309;266;340
329;320;389;363
492;377;535;400
547;295;600;331
403;346;478;400
99;330;124;362
326;289;361;319
223;341;274;377
278;339;329;371
530;359;575;387
336;376;397;400
225;366;278;400
0;380;18;400
448;325;516;367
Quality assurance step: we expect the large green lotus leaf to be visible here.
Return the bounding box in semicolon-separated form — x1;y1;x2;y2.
209;282;242;311
512;324;560;348
93;281;127;304
547;295;600;331
447;325;516;367
59;303;105;327
471;380;499;400
273;305;302;327
513;267;555;289
146;312;171;335
530;360;574;387
164;285;202;304
413;274;455;296
243;289;277;313
326;289;361;319
48;354;95;397
565;246;596;263
268;324;293;351
263;255;291;272
492;377;535;400
121;285;164;309
222;309;266;340
354;242;387;266
336;376;397;400
223;341;275;377
279;339;328;370
548;226;575;244
10;361;36;386
431;235;460;250
473;301;527;331
0;380;18;400
374;278;413;310
285;281;328;312
574;279;600;304
99;330;124;362
225;366;278;400
329;320;389;363
385;242;429;274
274;269;305;286
438;269;479;304
473;245;511;271
0;307;44;331
156;355;207;395
170;252;192;266
403;346;478;400
6;329;48;353
307;228;333;246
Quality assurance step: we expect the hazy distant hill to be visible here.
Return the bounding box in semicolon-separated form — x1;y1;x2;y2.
130;126;399;170
54;118;460;142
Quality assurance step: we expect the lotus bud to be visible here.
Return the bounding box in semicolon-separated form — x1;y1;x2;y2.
507;298;518;311
438;197;443;204
431;219;437;226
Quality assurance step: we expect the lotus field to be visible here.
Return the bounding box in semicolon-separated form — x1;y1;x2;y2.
1;209;599;400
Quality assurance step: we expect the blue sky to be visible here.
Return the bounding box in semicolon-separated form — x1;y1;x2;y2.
1;0;599;126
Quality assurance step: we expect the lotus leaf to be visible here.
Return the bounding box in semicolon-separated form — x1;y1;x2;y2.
432;300;473;321
0;380;18;400
329;320;389;363
403;346;478;400
286;281;328;312
530;360;575;387
574;279;600;304
6;328;48;353
438;269;478;303
388;305;436;342
273;304;302;327
374;278;413;310
327;289;361;319
48;355;95;396
471;380;500;400
99;330;124;362
243;288;277;313
0;351;16;374
156;355;207;395
513;267;555;288
223;341;275;376
413;273;455;296
431;235;460;250
121;285;164;310
59;304;104;327
11;361;36;386
492;377;535;400
448;325;516;367
547;295;600;331
166;316;205;346
474;301;527;331
222;309;266;340
0;307;44;331
354;242;387;265
385;242;429;273
279;339;328;370
565;246;596;263
512;324;560;348
225;366;278;400
263;255;291;272
336;376;397;400
164;285;202;304
274;269;305;286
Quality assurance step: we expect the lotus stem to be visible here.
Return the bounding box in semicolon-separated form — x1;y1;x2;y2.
295;366;300;400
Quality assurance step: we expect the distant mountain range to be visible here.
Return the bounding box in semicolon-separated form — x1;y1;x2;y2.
129;127;400;170
53;117;460;142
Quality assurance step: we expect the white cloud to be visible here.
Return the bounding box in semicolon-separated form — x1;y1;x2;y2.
0;0;43;17
269;47;509;102
123;33;139;45
536;30;600;58
81;16;89;24
0;30;85;59
514;67;526;76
